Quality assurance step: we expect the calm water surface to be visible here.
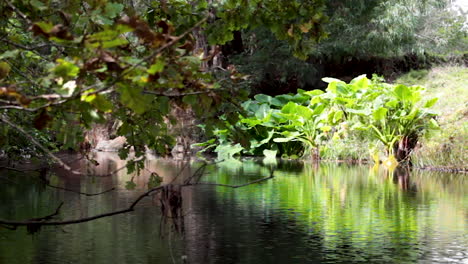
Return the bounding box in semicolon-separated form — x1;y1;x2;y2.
0;153;466;264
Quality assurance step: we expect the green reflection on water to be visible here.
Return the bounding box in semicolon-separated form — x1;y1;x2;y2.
0;156;466;264
202;160;467;263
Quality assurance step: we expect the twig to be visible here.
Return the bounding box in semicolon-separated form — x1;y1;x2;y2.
188;170;275;188
5;0;32;24
45;185;116;196
86;156;145;177
142;90;213;97
29;202;63;221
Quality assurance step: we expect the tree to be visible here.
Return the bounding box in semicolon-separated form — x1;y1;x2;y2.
0;0;327;169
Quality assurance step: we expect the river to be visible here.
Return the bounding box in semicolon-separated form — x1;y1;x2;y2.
0;153;466;263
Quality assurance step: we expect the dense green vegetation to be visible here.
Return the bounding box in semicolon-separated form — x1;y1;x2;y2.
0;0;466;170
396;66;467;169
198;75;440;166
0;0;328;169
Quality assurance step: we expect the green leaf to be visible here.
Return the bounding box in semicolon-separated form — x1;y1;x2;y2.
373;107;388;121
125;180;136;190
104;2;124;18
424;97;438;108
34;21;54;33
101;38;129;48
254;94;273;104
350;74;369;89
333;110;344;123
0;50;19;60
117;84;152;114
214;143;244;160
394;84;412;102
263;149;277;159
322;77;343;84
0;62;11;79
93;95;113;113
30;0;47;10
182;94;198;105
193;138;216;147
385;100;399;108
147;173;163;189
156;96;170;115
428;118;440;130
304;89;324;97
147;59;165;74
53;59;80;78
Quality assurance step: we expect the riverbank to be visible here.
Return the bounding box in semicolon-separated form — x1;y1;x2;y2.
395;65;467;170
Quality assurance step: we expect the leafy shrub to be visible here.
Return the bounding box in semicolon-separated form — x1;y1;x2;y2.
197;75;439;166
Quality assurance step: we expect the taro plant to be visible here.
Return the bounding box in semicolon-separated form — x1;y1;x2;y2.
197;74;439;166
321;75;439;165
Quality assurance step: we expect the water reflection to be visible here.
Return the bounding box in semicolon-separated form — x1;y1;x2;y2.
0;153;466;264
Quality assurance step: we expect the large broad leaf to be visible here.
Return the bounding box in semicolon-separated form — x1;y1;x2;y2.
273;131;302;142
255;104;271;119
373;107;388;121
215;143;244;160
241;100;260;113
263;149;277;159
147;59;165;74
322;77;343;84
254;94;273;104
350;74;369;90
241;117;263;127
304;89;324;98
0;50;19;60
394;84;413;103
281;102;313;119
250;130;275;149
311;103;326;116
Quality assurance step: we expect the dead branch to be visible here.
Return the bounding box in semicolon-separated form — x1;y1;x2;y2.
5;0;32;25
188;170;275;188
29;202;64;222
44;184;116;196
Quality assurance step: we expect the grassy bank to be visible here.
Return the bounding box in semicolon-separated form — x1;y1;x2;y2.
395;65;467;169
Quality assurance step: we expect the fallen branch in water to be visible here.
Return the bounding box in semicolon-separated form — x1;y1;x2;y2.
29;202;64;222
187;171;274;188
0;164;275;230
44;184;116;197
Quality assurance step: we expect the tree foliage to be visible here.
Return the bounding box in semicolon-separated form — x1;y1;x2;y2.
0;0;327;167
228;0;467;95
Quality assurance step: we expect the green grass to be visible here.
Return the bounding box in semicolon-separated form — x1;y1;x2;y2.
395;65;468;169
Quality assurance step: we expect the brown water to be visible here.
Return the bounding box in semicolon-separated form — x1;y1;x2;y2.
0;153;466;263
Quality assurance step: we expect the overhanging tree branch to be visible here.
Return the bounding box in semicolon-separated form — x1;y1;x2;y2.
0;16;210;113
